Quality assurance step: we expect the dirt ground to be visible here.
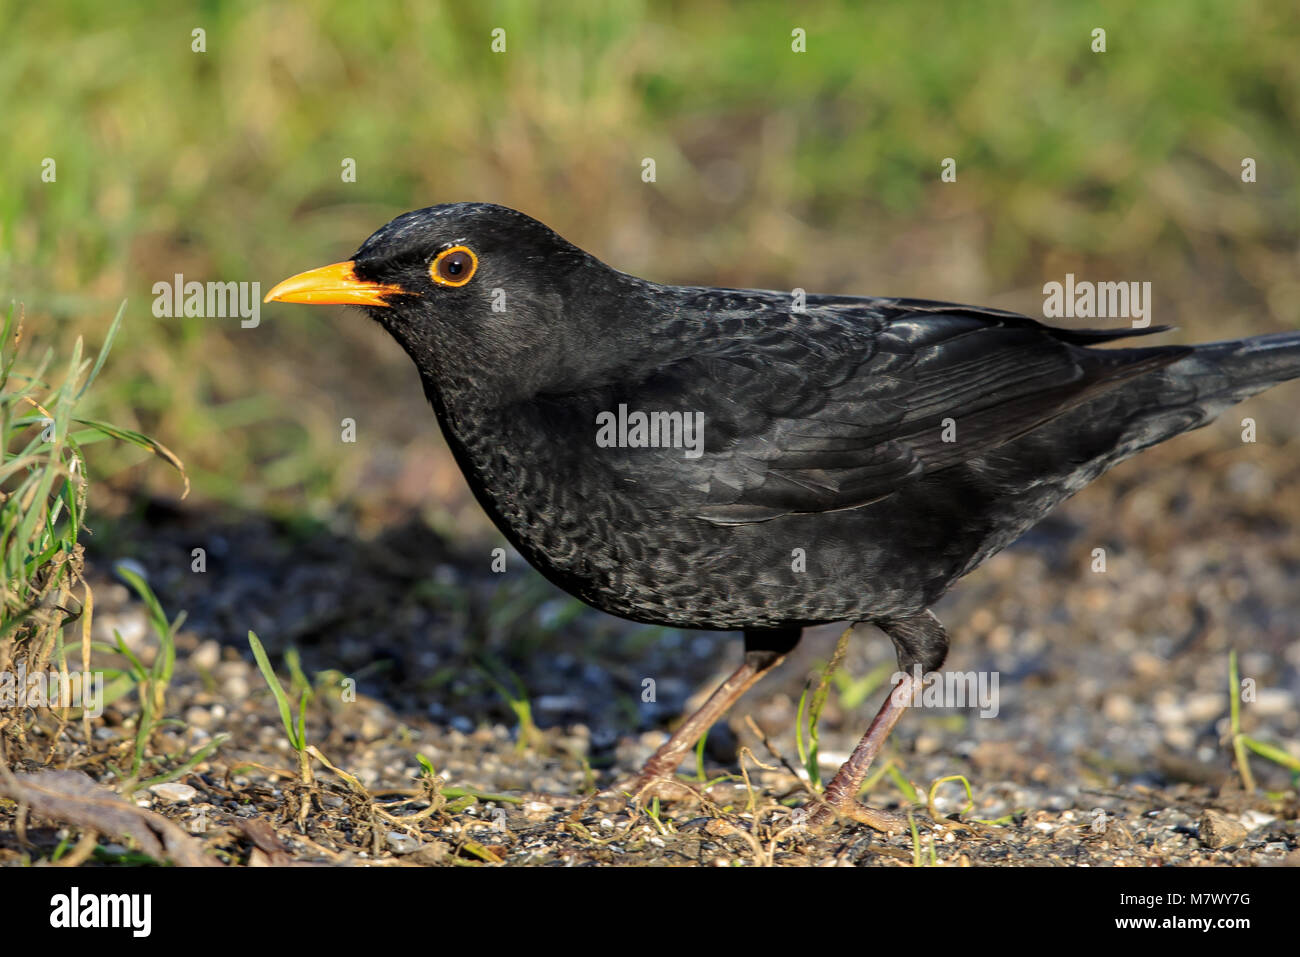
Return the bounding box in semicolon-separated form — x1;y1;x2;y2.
2;426;1299;867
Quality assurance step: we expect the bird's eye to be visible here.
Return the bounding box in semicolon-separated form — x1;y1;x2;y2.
431;246;477;287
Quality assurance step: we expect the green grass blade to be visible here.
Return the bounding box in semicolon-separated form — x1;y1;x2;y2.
248;630;299;750
76;300;126;399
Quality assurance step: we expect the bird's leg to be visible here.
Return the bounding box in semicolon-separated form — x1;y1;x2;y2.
810;611;948;832
624;627;801;805
809;670;917;831
626;652;782;803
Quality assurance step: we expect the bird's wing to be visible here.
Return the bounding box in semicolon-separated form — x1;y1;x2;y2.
598;302;1186;525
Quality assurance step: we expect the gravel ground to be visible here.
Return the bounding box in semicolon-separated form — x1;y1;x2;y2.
2;423;1298;866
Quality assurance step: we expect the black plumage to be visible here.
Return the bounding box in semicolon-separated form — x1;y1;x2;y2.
267;202;1300;827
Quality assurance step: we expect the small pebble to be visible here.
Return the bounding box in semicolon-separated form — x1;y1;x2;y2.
1198;810;1247;848
1240;809;1277;830
914;733;942;756
1253;689;1294;717
1102;694;1135;723
522;801;553;822
386;831;421;855
150;782;198;803
192;640;221;671
1183;693;1222;723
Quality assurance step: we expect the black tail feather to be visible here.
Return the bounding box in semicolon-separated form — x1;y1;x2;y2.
1178;331;1300;404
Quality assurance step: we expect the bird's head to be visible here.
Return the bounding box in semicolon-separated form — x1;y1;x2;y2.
265;203;643;407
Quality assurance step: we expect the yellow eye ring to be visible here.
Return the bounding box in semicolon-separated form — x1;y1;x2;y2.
431;245;478;287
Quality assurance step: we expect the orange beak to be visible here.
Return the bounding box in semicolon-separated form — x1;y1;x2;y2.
263;260;405;307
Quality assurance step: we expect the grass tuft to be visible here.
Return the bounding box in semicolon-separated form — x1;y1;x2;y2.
2;300;189;767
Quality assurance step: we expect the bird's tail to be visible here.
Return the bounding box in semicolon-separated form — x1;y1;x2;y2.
1096;330;1300;462
1169;331;1300;410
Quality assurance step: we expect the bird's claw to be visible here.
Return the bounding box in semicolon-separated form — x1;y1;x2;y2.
808;799;910;834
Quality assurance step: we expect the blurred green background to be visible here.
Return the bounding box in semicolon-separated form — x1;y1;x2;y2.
3;0;1298;538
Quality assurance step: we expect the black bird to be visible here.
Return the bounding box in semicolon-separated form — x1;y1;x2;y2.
267;202;1300;828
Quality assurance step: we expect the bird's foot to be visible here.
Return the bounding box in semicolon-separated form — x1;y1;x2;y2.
808;796;910;834
616;772;709;809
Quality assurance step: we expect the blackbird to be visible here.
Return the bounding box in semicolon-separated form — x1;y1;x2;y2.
267;202;1300;829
